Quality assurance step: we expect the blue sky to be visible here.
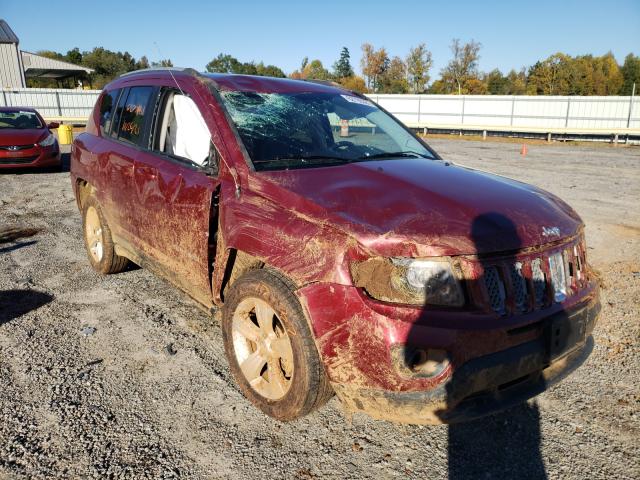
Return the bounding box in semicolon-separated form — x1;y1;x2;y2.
3;0;639;77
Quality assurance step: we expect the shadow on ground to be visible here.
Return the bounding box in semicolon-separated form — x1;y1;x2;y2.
0;240;38;254
0;289;54;325
447;402;546;479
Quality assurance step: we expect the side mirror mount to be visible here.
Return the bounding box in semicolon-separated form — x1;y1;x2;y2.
48;122;60;129
204;144;219;177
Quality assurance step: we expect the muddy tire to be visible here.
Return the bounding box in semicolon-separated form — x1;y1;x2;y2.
221;269;333;421
82;196;128;274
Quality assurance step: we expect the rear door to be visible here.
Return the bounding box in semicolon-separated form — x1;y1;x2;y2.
132;86;220;306
101;85;157;242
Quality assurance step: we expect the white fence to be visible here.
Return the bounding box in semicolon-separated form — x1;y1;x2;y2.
1;87;638;137
366;94;639;135
0;88;100;122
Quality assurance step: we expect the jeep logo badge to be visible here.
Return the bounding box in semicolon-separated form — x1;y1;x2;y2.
542;226;561;237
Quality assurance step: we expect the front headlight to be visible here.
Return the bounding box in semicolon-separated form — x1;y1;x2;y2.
38;133;56;147
351;257;464;306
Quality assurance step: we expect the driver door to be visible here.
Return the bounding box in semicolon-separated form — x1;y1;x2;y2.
132;87;219;307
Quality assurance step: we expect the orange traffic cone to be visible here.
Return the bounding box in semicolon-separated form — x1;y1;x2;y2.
520;144;528;156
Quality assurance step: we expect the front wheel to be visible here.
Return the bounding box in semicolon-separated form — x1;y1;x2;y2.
221;269;333;421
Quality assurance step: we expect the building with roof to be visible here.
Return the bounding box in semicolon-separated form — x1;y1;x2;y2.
0;19;93;88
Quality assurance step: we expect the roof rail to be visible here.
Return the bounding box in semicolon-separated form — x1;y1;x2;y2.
118;67;193;78
303;79;343;88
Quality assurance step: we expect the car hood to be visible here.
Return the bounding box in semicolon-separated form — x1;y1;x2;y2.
255;158;583;256
0;129;48;146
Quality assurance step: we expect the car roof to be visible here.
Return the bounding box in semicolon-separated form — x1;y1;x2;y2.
0;106;38;113
110;68;348;95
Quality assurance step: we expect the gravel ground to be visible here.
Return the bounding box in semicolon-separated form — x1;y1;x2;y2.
0;138;638;479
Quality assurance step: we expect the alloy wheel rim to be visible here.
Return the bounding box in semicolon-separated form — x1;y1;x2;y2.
232;297;294;400
85;206;104;262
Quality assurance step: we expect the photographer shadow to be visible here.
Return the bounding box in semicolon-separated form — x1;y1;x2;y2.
0;290;53;325
405;212;567;479
447;212;547;478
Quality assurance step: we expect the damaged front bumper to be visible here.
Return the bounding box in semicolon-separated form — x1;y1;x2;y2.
298;282;600;425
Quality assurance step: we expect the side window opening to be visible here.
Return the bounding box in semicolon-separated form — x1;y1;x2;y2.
99;88;120;136
114;86;155;147
155;90;212;167
110;88;129;140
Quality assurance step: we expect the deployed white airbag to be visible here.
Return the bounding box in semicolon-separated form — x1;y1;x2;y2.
171;95;211;165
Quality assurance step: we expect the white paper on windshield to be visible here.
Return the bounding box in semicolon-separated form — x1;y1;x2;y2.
340;94;373;107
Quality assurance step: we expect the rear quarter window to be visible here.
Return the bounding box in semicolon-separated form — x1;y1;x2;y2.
114;86;156;147
99;89;120;136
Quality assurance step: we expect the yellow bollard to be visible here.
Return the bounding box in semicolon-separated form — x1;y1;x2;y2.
57;124;73;145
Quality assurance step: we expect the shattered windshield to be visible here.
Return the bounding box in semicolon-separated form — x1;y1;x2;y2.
219;91;436;170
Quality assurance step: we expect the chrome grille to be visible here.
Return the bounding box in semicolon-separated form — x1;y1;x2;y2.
483;266;506;314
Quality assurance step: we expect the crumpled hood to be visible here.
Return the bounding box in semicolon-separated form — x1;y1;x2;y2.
257;158;583;256
0;129;48;146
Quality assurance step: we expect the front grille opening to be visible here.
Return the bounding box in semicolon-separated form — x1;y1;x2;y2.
474;240;588;316
0;155;39;165
509;262;528;312
0;144;34;151
483;266;506;315
531;258;547;309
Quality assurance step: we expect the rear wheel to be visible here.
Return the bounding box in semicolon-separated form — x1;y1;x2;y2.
222;269;333;421
82;196;128;274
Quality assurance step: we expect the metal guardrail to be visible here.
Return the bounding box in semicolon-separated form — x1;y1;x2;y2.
1;88;638;141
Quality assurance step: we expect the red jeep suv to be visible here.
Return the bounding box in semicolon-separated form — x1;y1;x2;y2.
71;69;600;424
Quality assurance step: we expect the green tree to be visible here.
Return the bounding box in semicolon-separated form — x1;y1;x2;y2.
36;50;65;61
338;75;367;93
81;47;136;88
255;62;286;78
441;39;482;94
333;47;354;79
406;43;432;93
206;54;284;77
206;53;242;73
360;43;389;92
427;79;447;94
66;47;82;65
441;38;482;94
485;69;508;94
135;56;150;70
304;59;332;80
152;59;174;68
620;53;640;95
506;69;528;94
379;56;408;93
527;53;572;95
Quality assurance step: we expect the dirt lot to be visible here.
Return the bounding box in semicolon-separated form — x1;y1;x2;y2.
0;138;638;479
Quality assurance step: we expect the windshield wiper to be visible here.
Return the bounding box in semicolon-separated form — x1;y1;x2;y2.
358;150;431;160
258;155;355;167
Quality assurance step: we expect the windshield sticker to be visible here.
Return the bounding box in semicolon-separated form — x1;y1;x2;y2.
340;94;373;107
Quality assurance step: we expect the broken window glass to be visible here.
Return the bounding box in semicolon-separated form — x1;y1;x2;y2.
220;91;435;170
